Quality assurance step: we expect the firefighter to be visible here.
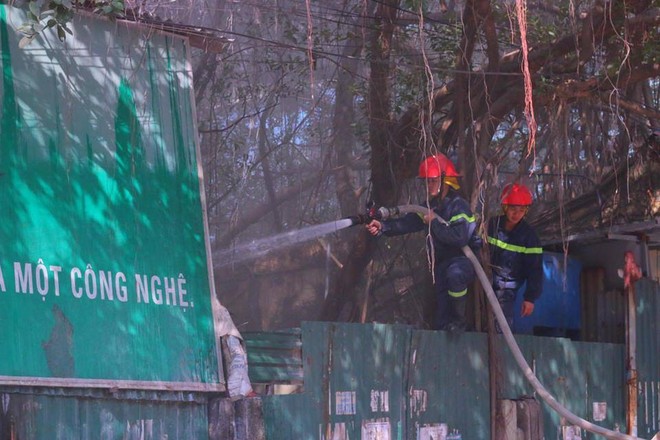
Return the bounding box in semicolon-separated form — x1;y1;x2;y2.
366;154;482;332
487;183;543;332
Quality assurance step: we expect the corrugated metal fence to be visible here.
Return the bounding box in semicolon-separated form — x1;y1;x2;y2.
0;281;654;439
250;279;660;440
637;279;660;438
256;322;628;439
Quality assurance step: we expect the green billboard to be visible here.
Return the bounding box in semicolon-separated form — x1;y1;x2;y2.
0;5;223;390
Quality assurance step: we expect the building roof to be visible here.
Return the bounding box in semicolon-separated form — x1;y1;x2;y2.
72;4;232;53
529;141;660;249
0;1;232;52
117;8;232;53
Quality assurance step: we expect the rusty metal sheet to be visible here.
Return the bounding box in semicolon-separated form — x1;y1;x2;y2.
0;392;208;439
636;279;660;438
580;267;626;343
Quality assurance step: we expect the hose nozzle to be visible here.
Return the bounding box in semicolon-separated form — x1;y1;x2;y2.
375;206;399;221
345;214;371;226
345;206;401;226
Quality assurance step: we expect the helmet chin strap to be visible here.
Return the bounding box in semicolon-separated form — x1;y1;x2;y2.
437;171;446;198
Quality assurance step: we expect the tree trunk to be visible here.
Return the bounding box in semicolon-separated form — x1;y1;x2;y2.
320;0;401;322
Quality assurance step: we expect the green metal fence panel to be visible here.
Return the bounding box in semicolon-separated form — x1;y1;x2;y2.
406;330;490;439
243;329;303;384
259;322;633;439
499;334;626;439
262;394;313;440
302;321;412;440
0;392;208;439
636;279;660;438
0;4;221;388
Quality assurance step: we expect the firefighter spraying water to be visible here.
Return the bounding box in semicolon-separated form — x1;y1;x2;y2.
365;153;482;331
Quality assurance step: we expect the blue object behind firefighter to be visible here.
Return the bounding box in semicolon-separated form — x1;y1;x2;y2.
512;252;581;337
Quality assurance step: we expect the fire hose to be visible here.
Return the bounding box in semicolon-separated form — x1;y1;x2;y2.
353;204;643;440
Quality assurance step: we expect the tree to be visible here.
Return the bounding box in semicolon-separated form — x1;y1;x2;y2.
320;0;659;323
128;0;658;330
7;0;125;47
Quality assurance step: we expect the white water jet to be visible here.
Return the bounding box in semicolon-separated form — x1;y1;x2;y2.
214;218;355;267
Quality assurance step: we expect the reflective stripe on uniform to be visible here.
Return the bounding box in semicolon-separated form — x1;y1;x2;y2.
449;213;476;224
448;288;467;298
496;280;518;289
450;213;478;237
487;237;542;254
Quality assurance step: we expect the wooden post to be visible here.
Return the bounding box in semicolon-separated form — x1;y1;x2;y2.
623;251;641;437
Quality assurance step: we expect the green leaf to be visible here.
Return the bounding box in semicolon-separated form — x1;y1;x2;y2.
28;1;41;17
16;23;33;34
57;25;66;41
46;19;58;28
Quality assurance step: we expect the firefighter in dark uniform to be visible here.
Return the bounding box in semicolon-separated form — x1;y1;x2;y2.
366;154;482;331
487;183;543;332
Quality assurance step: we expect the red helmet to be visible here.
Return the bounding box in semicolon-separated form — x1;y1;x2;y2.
418;154;460;178
501;183;533;206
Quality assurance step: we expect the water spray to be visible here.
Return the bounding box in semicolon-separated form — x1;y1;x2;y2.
214;218;356;268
